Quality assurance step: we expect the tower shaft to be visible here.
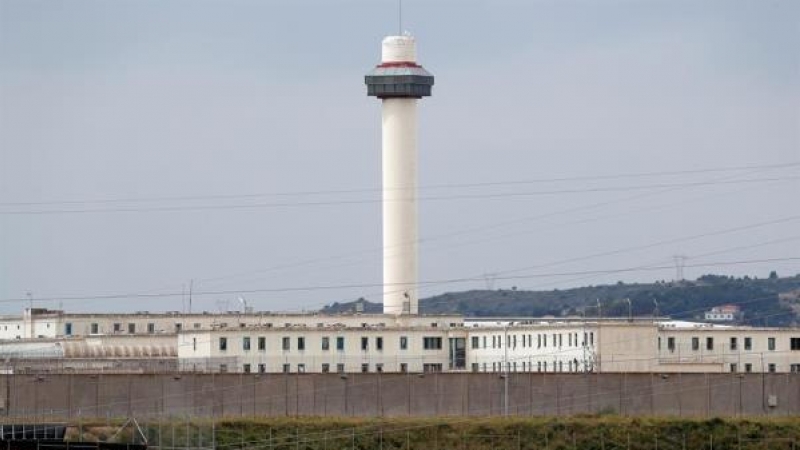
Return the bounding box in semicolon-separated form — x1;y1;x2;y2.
382;98;418;314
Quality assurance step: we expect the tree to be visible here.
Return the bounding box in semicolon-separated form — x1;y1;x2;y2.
769;271;778;280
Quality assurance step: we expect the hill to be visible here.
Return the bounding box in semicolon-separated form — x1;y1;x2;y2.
321;273;800;326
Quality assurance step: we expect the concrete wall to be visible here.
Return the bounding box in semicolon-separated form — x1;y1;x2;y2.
1;373;798;419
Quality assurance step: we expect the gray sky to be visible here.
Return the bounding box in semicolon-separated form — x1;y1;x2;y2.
1;0;798;314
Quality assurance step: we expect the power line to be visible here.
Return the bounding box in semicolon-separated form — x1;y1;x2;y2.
1;176;797;215
2;256;797;304
146;161;790;296
3;161;796;207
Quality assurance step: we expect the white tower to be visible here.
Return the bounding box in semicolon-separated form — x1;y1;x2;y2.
365;35;434;315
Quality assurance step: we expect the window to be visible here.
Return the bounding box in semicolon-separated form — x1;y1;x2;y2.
337;363;345;373
147;323;155;334
321;337;330;350
65;323;72;336
791;364;800;373
471;336;480;349
423;363;443;373
258;364;266;373
706;337;714;351
128;323;135;334
243;364;251;373
376;336;383;351
175;323;182;332
361;337;369;351
283;364;290;373
692;337;699;351
768;363;776;373
194;323;201;329
400;336;408;350
298;364;306;373
219;337;228;351
113;323;122;333
282;337;290;350
258;337;266;351
472;363;479;372
538;334;542;348
298;337;305;351
730;337;738;351
423;337;443;350
745;337;752;350
590;332;594;345
336;336;345;351
657;337;661;350
322;363;330;373
730;363;737;373
243;337;251;351
400;363;408;373
792;338;800;350
219;364;228;373
768;338;776;351
361;363;369;373
667;337;675;351
745;363;753;373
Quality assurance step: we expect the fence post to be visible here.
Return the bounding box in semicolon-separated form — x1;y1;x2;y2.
186;417;190;450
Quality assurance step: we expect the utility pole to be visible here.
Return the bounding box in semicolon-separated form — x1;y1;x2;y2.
625;298;632;322
503;324;509;416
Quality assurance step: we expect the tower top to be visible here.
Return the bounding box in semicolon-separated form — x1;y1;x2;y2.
365;34;434;99
382;34;416;64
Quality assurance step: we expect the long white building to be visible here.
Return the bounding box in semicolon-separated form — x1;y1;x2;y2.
2;308;800;374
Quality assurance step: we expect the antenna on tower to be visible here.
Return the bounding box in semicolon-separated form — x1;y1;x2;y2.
398;0;403;35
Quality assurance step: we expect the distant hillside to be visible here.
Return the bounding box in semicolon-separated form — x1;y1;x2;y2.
321;273;800;326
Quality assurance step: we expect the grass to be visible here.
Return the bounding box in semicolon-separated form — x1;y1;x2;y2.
69;416;800;450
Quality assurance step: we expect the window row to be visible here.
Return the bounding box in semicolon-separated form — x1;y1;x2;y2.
470;332;594;350
227;362;416;374
471;359;591;373
662;336;800;352
217;335;444;352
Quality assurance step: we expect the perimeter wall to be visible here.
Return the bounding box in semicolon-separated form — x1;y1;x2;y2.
2;373;799;419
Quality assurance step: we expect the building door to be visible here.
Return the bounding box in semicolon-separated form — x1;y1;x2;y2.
449;338;466;370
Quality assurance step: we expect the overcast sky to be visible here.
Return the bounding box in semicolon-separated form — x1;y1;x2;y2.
1;0;798;314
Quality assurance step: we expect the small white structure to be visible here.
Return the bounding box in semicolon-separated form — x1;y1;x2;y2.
704;304;741;322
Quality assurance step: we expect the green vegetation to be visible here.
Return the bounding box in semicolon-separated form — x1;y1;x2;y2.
323;274;800;327
76;416;800;450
